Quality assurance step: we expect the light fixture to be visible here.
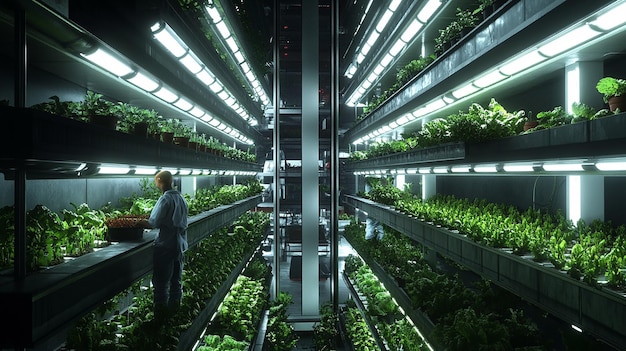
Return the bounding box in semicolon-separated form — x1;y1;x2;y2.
473;70;508;88
401;19;423;42
418;168;430;174
179;53;203;74
174;97;193;111
151;21;260;125
473;165;498;173
153;86;178;103
98;165;131;175
81;48;134;77
538;24;601;57
589;2;626;31
134;167;158;175
452;83;480;99
127;71;159;92
542;163;584;172
503;164;534;172
451;165;470;173
433;167;448;174
499;50;546;76
417;0;442;23
189;106;205;118
595;161;626;171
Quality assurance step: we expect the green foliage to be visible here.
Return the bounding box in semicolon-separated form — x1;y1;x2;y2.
313;303;340;351
596;76;626;102
263;292;298;350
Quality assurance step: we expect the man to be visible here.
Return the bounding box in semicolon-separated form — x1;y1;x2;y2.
143;170;189;319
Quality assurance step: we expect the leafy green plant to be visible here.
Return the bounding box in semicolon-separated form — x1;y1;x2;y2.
313;303;340;351
82;90;116;117
263;292;298;351
596;76;626;103
343;304;378;350
30;96;84;121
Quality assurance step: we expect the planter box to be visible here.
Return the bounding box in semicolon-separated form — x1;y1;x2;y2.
106;227;144;241
589;113;626;141
549;121;588;145
459;239;482;272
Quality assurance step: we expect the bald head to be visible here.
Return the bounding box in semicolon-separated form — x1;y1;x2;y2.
155;170;173;192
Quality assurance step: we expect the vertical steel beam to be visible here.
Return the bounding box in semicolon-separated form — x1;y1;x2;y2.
272;0;281;300
330;0;340;312
301;0;320;317
14;3;27;281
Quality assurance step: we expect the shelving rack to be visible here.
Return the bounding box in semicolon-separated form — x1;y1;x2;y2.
341;0;626;350
0;0;266;348
344;194;626;349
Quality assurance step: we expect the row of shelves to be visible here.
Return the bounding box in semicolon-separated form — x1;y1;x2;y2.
0;194;261;349
343;0;622;142
0;106;262;177
345;112;626;171
343;195;626;350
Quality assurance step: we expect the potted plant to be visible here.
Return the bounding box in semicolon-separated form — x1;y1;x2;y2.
81;90;118;129
188;131;203;151
159;118;177;143
170;119;193;147
596;76;626;112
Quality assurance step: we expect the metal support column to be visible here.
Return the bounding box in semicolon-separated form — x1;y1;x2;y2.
330;0;340;312
272;0;281;300
301;0;320;317
14;2;27;281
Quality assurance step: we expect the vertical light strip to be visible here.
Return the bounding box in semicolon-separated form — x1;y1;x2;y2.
565;63;580;114
568;175;581;226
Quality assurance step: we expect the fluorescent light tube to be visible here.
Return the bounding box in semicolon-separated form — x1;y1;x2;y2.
401;19;423;43
366;31;380;46
127;71;159;92
418;168;431;174
451;166;470;173
473;165;498;173
395;115;409;125
595;161;626;171
216;21;231;38
134;167;158;175
201;114;213;122
543;163;583;172
474;70;508;88
179;53;202;73
452;83;479;99
234;52;245;63
433;167;448;174
380;53;394;67
174;97;193;111
225;37;239;52
500;51;546;75
389;39;406;57
153;86;178;103
152;26;186;57
81;48;134;77
503;164;534;172
189;106;205;118
589;2;626;31
417;0;441;23
538;25;601;57
209;81;223;93
205;5;222;23
196;69;215;85
98;166;130;175
376;9;393;32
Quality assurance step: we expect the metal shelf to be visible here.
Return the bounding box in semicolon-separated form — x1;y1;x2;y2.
0;195;261;349
344;195;626;350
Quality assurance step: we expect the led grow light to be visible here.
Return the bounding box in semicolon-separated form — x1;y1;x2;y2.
81;48;134;77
